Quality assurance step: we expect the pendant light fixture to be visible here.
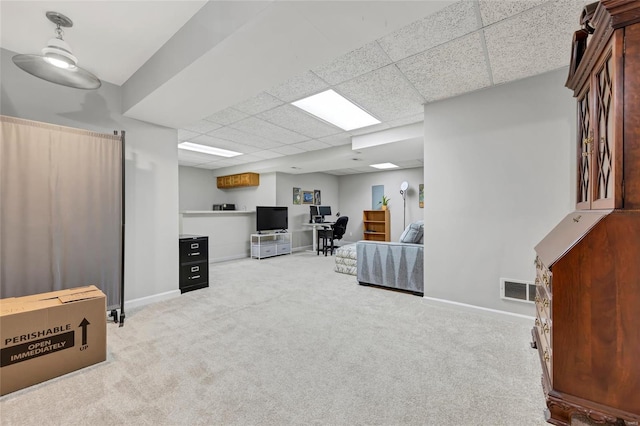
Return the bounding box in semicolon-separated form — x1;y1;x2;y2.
12;11;101;90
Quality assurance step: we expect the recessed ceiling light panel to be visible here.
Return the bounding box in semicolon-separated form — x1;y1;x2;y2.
291;89;380;131
178;142;242;158
370;162;399;169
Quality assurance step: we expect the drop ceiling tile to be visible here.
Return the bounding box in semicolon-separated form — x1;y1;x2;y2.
318;133;352;147
191;134;235;147
193;163;223;170
234;136;283;150
177;129;200;141
479;0;547;26
233;154;265;164
178;160;202;167
386;113;424;128
181;120;222;134
395;159;424;168
204;108;249;125
213;157;247;166
258;104;341;138
230;117;308;144
324;169;361;176
271;145;307;156
208;126;282;149
396;32;491;102
313;41;393;85
348;122;390;136
377;1;480;62
265;71;329;102
190;135;262;154
251;150;285;160
336;65;424;122
234;92;284;115
291;140;332;152
177;150;219;163
485;0;588;85
355;166;380;173
230;143;264;155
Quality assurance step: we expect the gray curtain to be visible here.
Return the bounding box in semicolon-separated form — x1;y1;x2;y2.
0;115;122;308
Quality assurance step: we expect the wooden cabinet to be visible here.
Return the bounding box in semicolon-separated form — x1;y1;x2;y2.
216;172;259;189
532;2;640;424
362;209;390;242
572;35;623;210
566;1;640;210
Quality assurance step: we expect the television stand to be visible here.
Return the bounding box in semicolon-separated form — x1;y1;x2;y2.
250;232;291;259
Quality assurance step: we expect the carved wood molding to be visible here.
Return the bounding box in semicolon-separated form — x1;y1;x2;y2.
600;0;640;28
545;390;640;425
566;3;615;93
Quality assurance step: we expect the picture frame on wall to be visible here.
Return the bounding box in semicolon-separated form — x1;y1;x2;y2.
419;184;424;208
314;190;321;205
303;191;314;204
293;187;301;205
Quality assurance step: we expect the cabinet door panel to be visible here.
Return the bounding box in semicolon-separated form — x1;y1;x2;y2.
577;86;592;210
591;36;623;209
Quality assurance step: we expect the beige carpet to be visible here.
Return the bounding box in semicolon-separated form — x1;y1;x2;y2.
0;251;548;425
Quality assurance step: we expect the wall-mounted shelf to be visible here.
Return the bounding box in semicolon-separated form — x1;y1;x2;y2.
216;172;259;189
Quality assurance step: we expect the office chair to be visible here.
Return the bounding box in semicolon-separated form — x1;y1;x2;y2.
317;216;349;256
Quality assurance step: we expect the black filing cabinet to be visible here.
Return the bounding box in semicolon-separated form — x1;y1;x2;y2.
179;235;209;293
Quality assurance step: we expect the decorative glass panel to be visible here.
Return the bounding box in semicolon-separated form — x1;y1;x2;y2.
578;92;591;204
596;56;613;200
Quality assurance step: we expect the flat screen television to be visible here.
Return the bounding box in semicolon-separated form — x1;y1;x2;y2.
256;206;288;233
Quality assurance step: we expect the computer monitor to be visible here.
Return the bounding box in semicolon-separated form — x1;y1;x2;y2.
309;205;318;223
318;206;331;220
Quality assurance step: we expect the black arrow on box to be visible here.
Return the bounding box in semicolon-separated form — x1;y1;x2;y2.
79;318;90;346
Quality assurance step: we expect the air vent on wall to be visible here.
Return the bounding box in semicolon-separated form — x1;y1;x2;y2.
500;278;535;303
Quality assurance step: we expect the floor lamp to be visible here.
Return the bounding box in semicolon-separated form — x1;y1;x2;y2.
400;181;409;229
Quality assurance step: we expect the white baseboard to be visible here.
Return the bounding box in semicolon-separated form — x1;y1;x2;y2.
421;296;535;322
125;289;181;310
209;254;249;263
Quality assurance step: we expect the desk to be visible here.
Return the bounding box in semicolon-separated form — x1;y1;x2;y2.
303;222;334;252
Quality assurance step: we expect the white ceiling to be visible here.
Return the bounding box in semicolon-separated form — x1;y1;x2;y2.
0;0;589;176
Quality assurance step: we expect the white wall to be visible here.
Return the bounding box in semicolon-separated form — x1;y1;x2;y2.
1;47;180;304
210;171;276;212
178;169;339;250
275;172;340;249
338;168;424;242
423;69;576;316
178;166;216;211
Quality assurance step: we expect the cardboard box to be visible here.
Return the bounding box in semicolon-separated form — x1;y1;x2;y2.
0;285;106;396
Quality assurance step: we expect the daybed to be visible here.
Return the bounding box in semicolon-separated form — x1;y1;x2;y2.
356;220;424;295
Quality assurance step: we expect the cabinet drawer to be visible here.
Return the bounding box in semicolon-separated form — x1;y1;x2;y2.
536;323;552;379
179;262;208;286
277;243;291;255
535;285;552;321
179;239;208;263
535;308;552;351
253;244;276;258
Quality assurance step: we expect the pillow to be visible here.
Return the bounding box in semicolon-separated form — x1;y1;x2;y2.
399;221;423;244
